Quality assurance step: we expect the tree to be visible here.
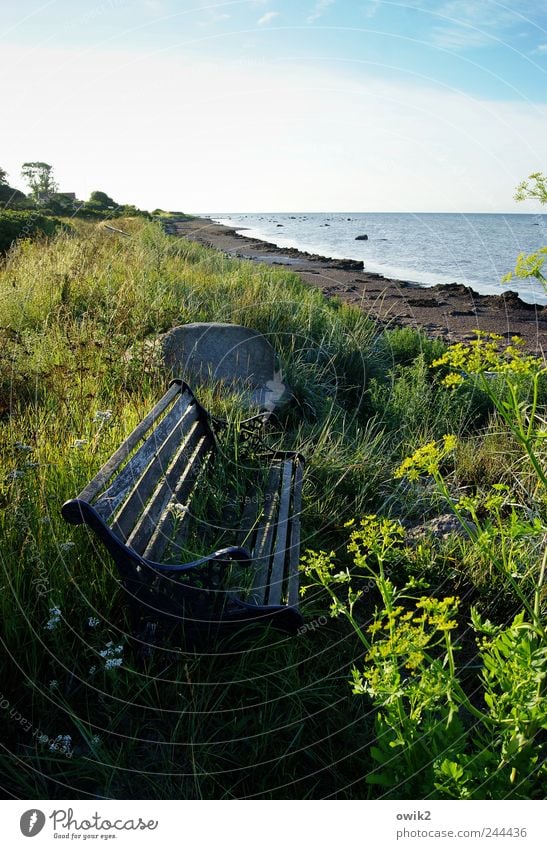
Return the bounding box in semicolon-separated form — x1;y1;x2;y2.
514;172;547;204
0;166;29;208
21;162;58;202
88;190;116;208
0;184;28;207
503;172;547;292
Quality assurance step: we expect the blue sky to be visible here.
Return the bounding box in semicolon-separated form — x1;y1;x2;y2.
2;0;546;211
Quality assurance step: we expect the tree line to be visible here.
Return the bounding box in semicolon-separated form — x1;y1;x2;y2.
0;161;144;218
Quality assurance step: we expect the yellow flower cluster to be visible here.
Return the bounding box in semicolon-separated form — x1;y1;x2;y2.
347;514;405;557
505;246;547;284
394;434;457;481
364;595;460;679
432;332;546;387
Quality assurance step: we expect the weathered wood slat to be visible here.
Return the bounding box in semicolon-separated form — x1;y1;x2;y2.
108;407;201;542
266;460;293;605
286;460;303;608
236;487;261;551
93;391;194;522
76;382;182;504
247;463;282;605
125;429;210;555
142;438;213;562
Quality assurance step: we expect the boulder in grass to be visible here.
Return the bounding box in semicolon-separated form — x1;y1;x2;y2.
160;322;291;412
406;513;477;545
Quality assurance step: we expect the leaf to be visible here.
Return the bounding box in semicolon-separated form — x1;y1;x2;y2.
370;745;387;763
366;772;396;787
439;758;464;780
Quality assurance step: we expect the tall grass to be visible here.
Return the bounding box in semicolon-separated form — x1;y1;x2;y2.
0;220;386;798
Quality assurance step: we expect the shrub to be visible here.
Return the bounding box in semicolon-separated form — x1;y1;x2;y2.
0;210;63;254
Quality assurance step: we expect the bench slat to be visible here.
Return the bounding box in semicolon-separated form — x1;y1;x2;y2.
266;460;293;605
124;429;210;556
286;460;304;607
236;485;262;551
108;406;202;542
93;391;194;522
247;463;282;605
142;437;213;562
76;382;183;504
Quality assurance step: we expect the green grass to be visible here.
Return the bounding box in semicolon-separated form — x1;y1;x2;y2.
0;219;544;799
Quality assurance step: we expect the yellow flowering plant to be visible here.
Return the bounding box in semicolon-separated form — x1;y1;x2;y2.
388;333;547;795
503;172;547;292
432;334;546;489
301;516;490;796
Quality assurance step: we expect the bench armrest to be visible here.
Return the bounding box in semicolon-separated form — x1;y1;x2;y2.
146;546;251;573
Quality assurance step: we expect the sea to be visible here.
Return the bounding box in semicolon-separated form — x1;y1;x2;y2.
209;212;547;306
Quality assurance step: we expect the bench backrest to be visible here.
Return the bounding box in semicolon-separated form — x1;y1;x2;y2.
62;381;215;562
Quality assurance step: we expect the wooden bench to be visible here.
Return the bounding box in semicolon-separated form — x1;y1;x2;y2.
61;380;305;644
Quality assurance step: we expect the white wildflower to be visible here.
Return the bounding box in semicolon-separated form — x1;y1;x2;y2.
7;470;24;480
49;734;72;755
89;665;97;676
59;541;75;552
14;443;32;452
100;641;124;669
49;680;59;690
91;735;101;745
88;617;100;628
45;607;62;630
99;642;123;659
72;439;87;450
93;410;113;423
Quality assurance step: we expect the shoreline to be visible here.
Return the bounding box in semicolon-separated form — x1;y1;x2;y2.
167;217;547;353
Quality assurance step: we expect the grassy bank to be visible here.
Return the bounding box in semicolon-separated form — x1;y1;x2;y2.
0;219;545;799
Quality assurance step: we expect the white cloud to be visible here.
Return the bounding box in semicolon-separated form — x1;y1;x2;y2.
257;11;279;26
1;45;545;212
418;0;541;51
430;25;494;50
142;0;166;12
307;0;335;25
362;0;380;19
532;43;547;54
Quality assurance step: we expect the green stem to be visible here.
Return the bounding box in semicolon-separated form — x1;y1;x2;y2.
527;373;539;441
481;376;547;489
534;543;547;623
433;471;544;637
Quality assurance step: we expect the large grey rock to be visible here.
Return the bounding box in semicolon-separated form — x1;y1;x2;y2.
406;513;477;544
160;322;291;412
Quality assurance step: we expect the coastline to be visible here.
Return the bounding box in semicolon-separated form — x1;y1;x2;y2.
168;217;547;353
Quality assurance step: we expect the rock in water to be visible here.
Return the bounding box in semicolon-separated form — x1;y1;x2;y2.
355;234;368;240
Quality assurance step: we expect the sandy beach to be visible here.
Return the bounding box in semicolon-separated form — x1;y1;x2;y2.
170;217;547;353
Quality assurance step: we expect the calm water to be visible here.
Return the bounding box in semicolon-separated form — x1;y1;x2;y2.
209;212;547;305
